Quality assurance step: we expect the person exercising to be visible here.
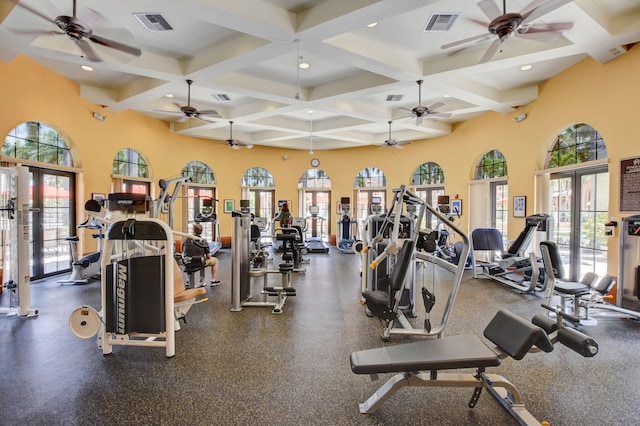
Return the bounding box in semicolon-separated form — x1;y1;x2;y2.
275;202;292;228
183;223;220;287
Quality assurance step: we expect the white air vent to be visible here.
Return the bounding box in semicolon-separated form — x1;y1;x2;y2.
212;94;231;101
386;94;403;102
133;13;173;32
424;13;459;32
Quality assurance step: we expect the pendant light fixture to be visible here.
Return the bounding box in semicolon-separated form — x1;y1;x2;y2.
294;39;302;100
308;110;314;155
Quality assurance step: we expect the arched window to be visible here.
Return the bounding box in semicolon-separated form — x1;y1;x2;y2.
355;166;386;188
354;167;386;221
112;148;149;194
412;162;445;230
546;123;607;168
241;167;275;219
3;121;73;166
412;162;444;185
182;160;215;184
544;123;608;279
475;150;507;179
2;121;76;280
471;150;508;238
298;168;331;188
242;166;274;187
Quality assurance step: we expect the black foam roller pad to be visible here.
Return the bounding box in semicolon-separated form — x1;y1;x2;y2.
558;328;598;357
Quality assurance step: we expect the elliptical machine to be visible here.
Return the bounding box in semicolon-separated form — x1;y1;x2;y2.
59;214;105;284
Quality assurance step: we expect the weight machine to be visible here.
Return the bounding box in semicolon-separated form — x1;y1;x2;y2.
472;214;553;293
0;165;38;318
358;185;470;340
68;195;208;355
231;210;297;314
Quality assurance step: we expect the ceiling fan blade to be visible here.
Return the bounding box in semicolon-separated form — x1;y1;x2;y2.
428;101;444;110
196;109;220;117
195;115;217;123
480;38;502;63
76;39;101;62
468;18;491;28
477;0;502;21
516;27;564;44
441;33;492;50
520;0;546;16
15;2;56;24
88;34;141;57
521;0;572;25
153;108;183;116
428;111;452;118
9;28;62;37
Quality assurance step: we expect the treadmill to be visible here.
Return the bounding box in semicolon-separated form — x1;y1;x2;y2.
306;205;329;253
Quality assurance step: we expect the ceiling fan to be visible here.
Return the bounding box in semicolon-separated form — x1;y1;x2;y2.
380;121;412;149
226;121;253;150
403;80;451;126
441;0;573;63
12;0;141;62
159;80;220;123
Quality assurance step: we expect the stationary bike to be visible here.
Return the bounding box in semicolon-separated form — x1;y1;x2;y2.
59;217;104;284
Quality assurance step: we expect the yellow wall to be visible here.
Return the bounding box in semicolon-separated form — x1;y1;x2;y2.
1;46;640;275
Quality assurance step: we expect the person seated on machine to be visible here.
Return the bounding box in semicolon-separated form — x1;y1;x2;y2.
183;223;220;287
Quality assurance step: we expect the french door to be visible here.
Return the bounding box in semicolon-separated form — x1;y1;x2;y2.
549;167;608;280
302;190;330;241
29;168;76;279
415;187;444;230
186;186;216;242
248;189;274;222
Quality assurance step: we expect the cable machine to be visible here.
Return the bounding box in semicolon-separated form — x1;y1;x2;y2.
0;165;38;318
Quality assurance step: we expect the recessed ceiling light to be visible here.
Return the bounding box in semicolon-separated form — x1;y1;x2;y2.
520;64;532;71
165;94;174;98
299;62;310;69
366;22;378;28
443;94;451;98
81;65;93;71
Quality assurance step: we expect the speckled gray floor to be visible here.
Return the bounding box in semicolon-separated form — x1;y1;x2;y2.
2;247;640;425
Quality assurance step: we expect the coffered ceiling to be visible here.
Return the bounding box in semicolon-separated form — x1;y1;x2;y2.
1;0;639;150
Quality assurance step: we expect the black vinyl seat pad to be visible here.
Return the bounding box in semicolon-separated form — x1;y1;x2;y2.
351;335;501;375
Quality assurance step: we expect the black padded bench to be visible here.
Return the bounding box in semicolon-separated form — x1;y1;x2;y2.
350;309;596;425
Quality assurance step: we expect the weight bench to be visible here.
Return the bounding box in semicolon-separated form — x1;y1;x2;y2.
351;308;598;425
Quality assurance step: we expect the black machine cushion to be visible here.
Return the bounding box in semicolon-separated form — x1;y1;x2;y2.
361;240;416;314
350;334;501;375
351;310;555;377
471;228;504;252
483;310;553;359
540;240;591;294
540;240;564;278
183;238;209;257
